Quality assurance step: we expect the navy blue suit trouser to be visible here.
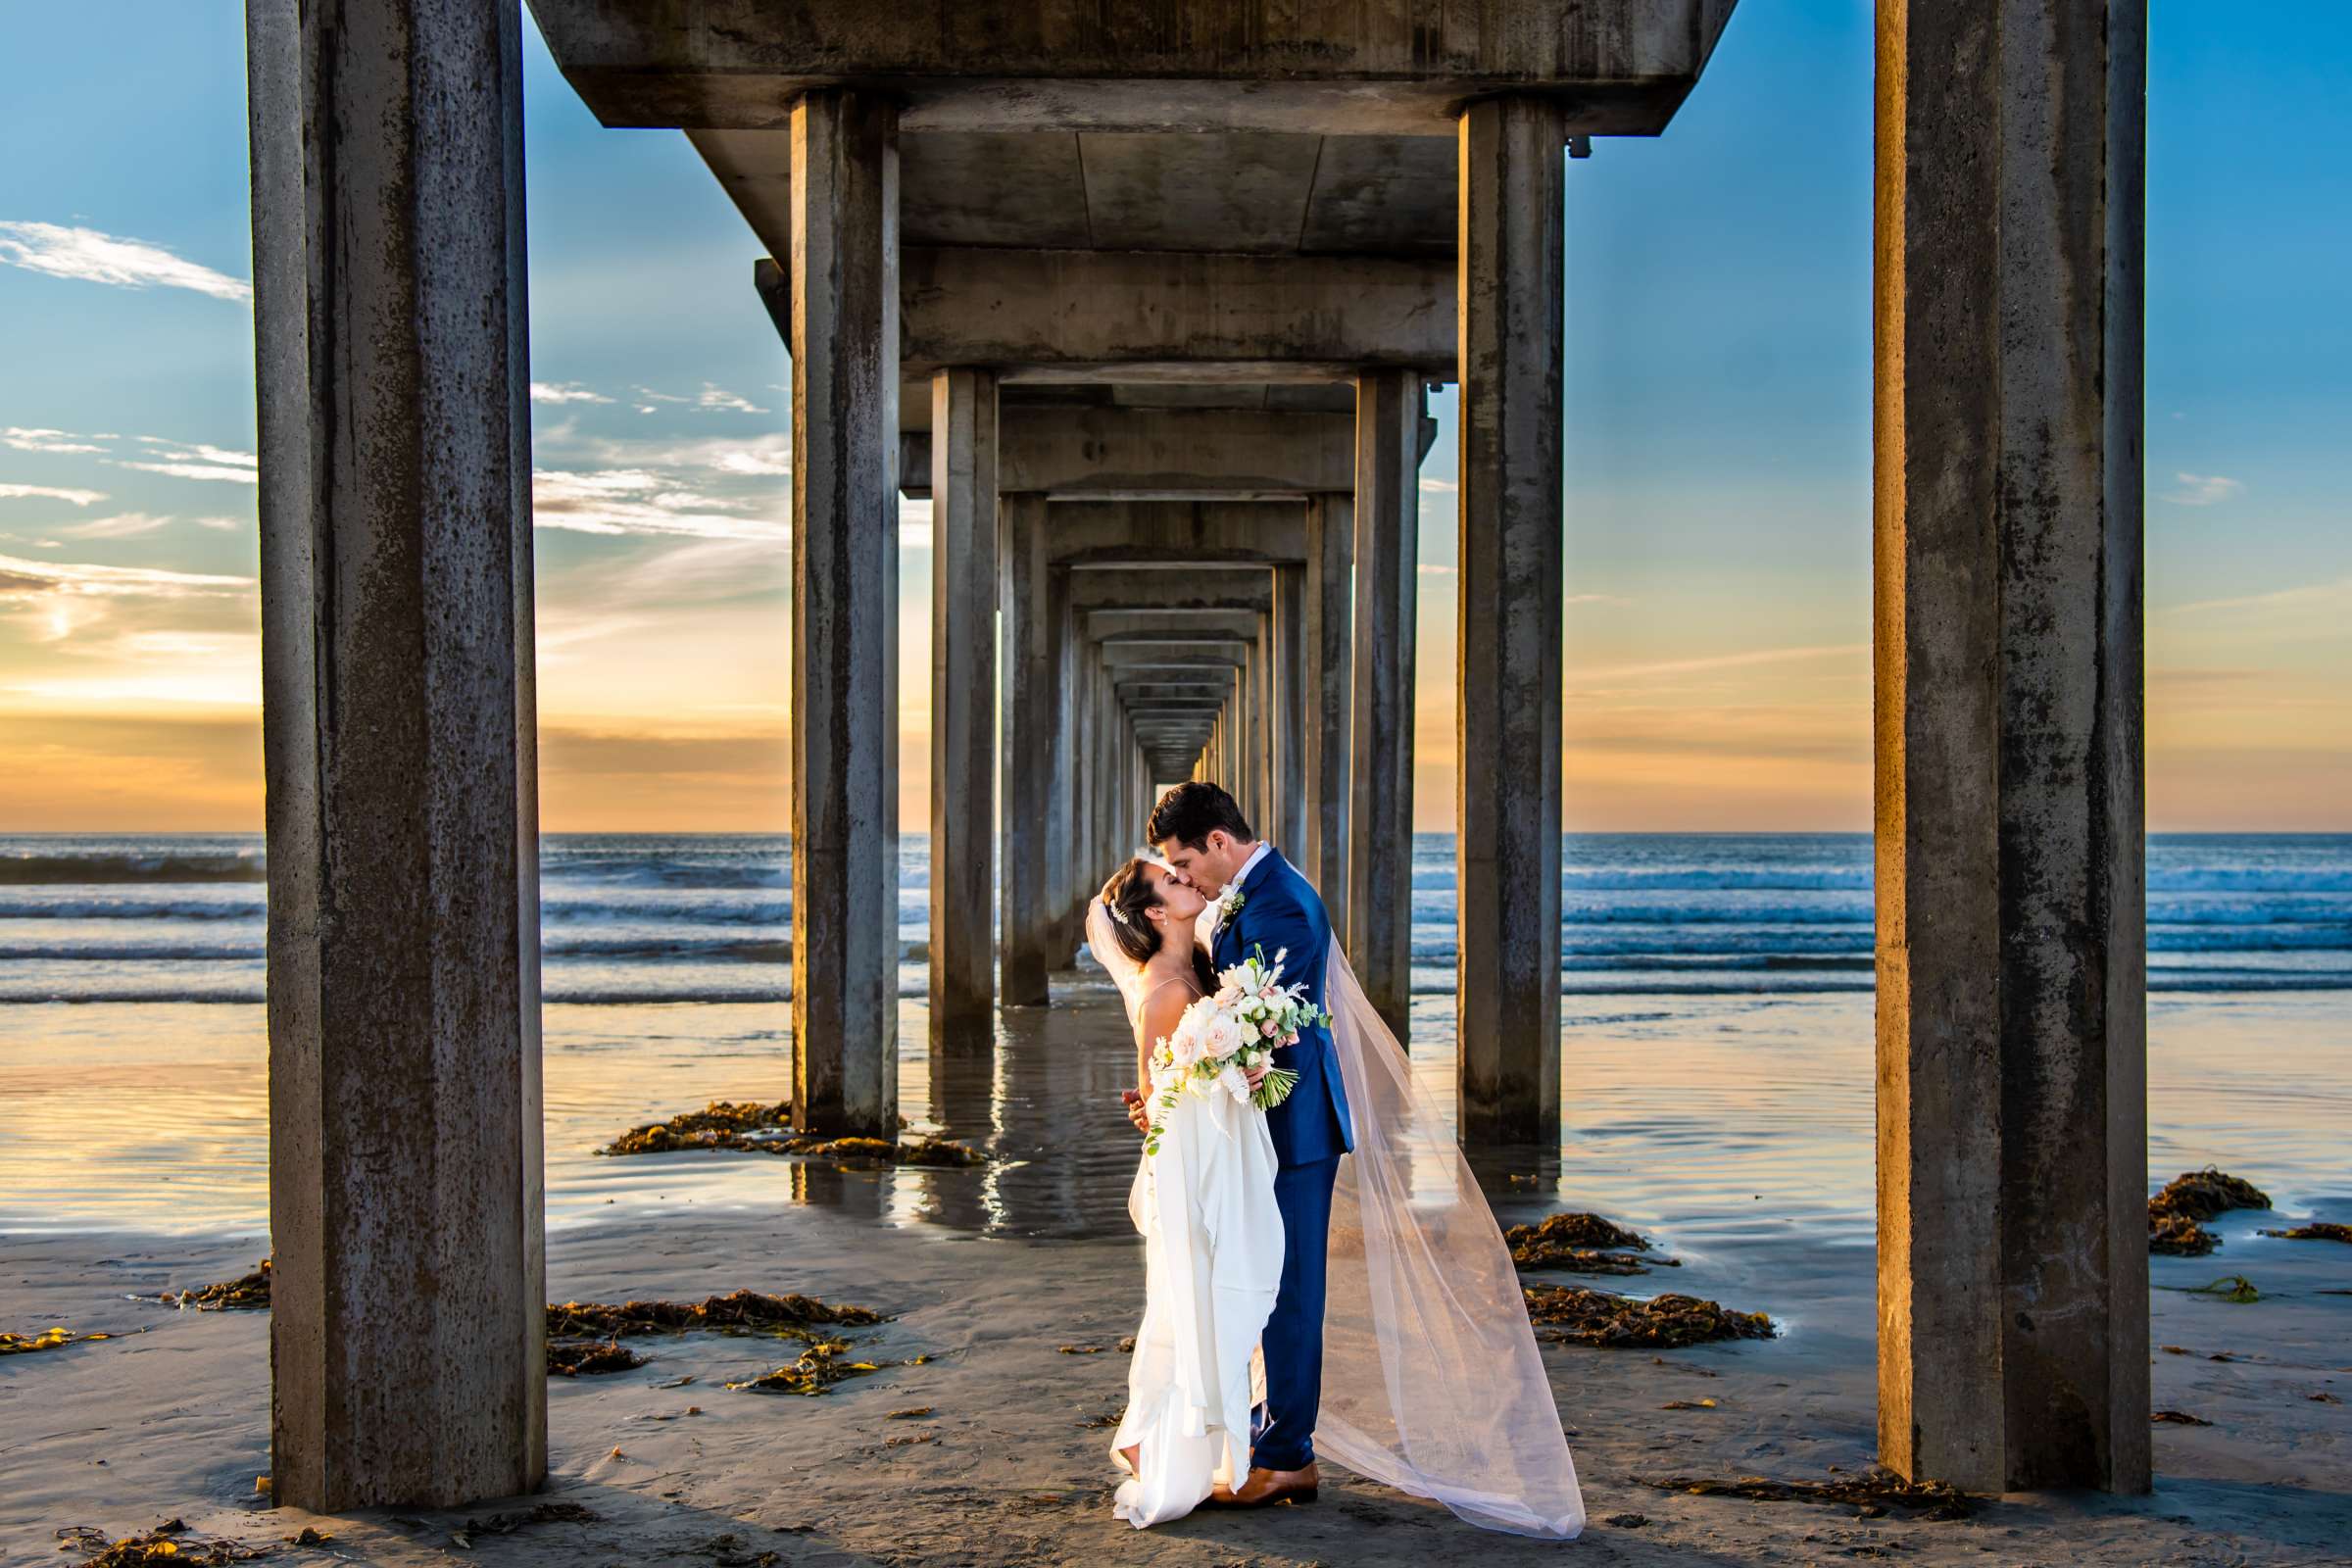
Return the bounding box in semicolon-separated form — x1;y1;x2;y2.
1253;1152;1343;1471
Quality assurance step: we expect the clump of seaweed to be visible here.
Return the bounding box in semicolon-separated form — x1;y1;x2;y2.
2149;1169;2272;1255
726;1338;881;1395
1637;1469;1970;1521
2;1327;116;1356
548;1338;647;1377
56;1522;266;1565
159;1259;272;1310
450;1501;598;1548
547;1289;886;1347
1506;1212;1672;1276
602;1101;796;1155
2259;1222;2352;1244
786;1135;985;1167
1523;1286;1774;1349
2152;1409;2213;1426
598;1104;983;1169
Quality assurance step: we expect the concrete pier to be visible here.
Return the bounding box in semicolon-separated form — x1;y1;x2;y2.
1874;0;2149;1494
1454;97;1567;1147
999;494;1060;1004
1348;369;1424;1032
1302;493;1354;939
787;88;901;1135
245;0;544;1510
928;368;999;1045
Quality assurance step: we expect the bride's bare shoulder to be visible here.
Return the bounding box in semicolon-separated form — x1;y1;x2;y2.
1138;972;1200;1038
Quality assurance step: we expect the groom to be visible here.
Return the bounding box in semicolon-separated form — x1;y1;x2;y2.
1143;781;1354;1508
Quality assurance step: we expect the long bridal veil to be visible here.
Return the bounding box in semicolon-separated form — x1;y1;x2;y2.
1317;942;1586;1539
1084;898;1584;1539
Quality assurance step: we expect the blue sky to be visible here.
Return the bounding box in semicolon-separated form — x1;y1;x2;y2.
1;2;2345;831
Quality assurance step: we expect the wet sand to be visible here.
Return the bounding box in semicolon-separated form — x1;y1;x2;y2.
5;983;2351;1564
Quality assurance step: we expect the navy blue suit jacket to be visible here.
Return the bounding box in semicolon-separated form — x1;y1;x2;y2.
1210;847;1354;1167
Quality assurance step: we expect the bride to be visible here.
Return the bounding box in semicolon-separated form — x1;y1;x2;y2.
1087;854;1586;1538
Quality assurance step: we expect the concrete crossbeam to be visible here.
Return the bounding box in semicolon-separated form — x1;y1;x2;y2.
1067;566;1272;614
1875;0;2148;1496
753;248;1450;379
901;408;1353;499
246;0;545;1510
1047;501;1306;566
533;1;1737;135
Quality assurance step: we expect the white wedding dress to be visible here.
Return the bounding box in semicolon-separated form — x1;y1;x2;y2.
1087;899;1585;1540
1108;981;1286;1527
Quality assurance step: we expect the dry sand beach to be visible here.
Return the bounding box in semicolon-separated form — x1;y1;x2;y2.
5;978;2351;1567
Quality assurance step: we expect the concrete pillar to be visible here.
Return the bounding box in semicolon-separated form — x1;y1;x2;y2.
999;494;1056;1004
1455;96;1565;1147
1272;564;1308;858
929;368;997;1046
1349;369;1422;1032
1875;0;2148;1495
1048;580;1078;958
1302;494;1353;934
788;88;900;1134
245;0;544;1510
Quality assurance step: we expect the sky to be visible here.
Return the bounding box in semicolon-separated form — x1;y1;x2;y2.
1;3;2346;835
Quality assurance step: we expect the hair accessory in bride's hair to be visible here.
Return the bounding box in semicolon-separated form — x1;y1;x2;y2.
1103;894;1131;926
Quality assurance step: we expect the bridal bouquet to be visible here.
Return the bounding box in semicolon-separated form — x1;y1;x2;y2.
1144;947;1330;1156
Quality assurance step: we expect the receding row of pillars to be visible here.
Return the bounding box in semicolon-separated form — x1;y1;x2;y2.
245;0;2146;1511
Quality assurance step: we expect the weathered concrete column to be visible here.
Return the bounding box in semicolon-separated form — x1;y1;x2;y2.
1271;564;1307;858
999;494;1056;1004
789;88;900;1133
1048;578;1079;957
1875;0;2148;1494
1456;96;1565;1147
1349;369;1422;1031
246;0;544;1510
929;368;997;1046
1302;493;1353;933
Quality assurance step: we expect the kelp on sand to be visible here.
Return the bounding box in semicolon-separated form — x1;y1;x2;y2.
158;1259;271;1310
2;1326;118;1356
1524;1286;1774;1348
1505;1211;1676;1276
2149;1169;2272;1256
1639;1470;1971;1521
546;1289;891;1378
56;1522;266;1566
600;1102;982;1168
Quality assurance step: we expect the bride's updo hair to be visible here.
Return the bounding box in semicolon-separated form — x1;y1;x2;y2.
1097;858;1166;968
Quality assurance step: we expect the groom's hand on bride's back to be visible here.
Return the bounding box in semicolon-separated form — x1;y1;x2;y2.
1122;1088;1152;1135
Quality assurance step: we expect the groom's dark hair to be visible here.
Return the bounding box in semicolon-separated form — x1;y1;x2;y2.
1148;781;1252;852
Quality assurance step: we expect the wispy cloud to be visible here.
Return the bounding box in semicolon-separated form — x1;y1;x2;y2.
0;552;253;599
2163;576;2352;617
0;220;251;303
191;515;243;532
531;381;612;406
0;482;107;507
532;468;785;541
58;512;173;540
109;439;259;485
696;383;769;415
2162;472;2244;507
4;426;104;455
1574;642;1867;681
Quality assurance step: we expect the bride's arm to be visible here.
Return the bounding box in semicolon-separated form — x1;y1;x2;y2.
1137;985;1191;1098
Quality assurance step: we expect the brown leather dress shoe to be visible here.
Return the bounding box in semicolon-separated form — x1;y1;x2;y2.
1202;1462;1320;1508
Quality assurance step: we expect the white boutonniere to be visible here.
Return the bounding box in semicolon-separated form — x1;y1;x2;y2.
1212;886;1247;936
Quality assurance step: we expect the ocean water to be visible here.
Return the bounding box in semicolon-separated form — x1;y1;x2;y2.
1;832;2347;1241
5;831;2348;1006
